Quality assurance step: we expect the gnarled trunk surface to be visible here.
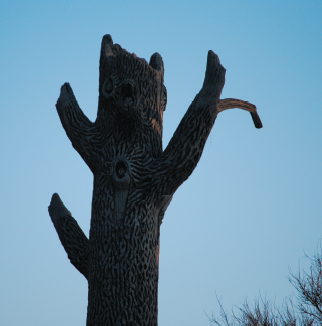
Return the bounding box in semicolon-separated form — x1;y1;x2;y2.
48;34;262;326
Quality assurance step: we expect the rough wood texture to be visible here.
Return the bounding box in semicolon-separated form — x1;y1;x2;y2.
48;34;262;326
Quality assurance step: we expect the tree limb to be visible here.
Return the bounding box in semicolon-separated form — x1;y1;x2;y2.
153;50;226;195
48;193;89;279
56;83;100;173
218;98;263;129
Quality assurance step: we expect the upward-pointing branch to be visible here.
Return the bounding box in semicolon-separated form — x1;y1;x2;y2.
56;83;101;173
48;193;89;279
152;50;226;196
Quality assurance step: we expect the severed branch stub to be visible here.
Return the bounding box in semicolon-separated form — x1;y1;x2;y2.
48;34;262;326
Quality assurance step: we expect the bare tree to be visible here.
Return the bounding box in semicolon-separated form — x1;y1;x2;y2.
209;294;314;325
48;34;262;325
209;242;322;325
290;242;322;323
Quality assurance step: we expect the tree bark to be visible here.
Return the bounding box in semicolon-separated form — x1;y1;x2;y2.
49;34;262;326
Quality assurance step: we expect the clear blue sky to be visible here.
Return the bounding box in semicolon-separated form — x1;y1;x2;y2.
1;1;321;325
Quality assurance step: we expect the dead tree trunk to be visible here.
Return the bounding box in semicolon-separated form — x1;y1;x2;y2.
48;34;262;326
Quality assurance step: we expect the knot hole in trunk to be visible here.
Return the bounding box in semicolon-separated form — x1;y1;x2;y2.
114;160;128;180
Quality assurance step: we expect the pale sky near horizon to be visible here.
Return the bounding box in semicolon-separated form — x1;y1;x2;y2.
1;1;322;325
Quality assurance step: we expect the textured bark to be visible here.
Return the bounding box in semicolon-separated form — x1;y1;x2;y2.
49;193;89;279
48;34;262;325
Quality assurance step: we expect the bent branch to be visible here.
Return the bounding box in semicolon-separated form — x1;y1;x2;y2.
218;98;263;129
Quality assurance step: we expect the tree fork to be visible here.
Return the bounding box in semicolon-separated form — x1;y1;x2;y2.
49;34;262;325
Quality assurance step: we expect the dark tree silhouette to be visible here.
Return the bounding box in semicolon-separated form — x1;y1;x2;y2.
290;242;322;323
210;243;322;325
209;294;314;325
48;34;261;325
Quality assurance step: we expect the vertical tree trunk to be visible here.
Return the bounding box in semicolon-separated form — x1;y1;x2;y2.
48;34;262;325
